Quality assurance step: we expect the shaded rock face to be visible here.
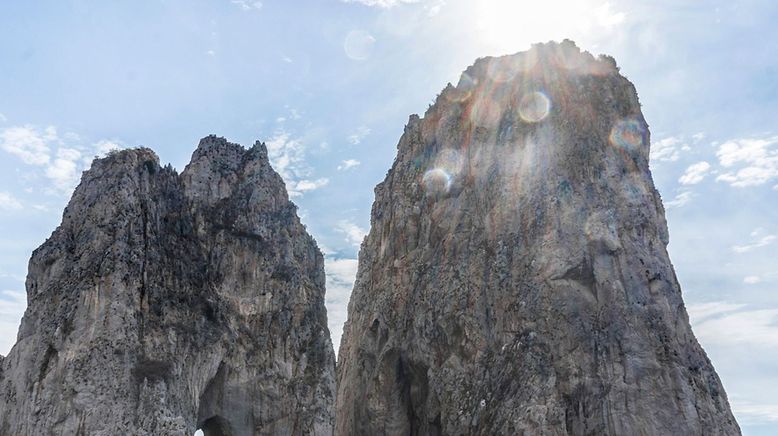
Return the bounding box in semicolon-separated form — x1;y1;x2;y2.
0;136;335;435
336;41;739;435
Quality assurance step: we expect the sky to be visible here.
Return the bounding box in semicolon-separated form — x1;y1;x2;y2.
0;0;777;433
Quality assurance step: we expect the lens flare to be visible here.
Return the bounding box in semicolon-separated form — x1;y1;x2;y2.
435;149;463;174
609;118;647;150
422;168;452;195
343;30;375;61
446;73;478;102
422;149;464;195
519;91;551;123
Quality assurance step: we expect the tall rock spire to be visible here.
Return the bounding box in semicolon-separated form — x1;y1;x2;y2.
336;41;739;435
0;136;336;435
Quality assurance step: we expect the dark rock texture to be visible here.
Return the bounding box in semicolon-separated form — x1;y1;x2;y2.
336;41;740;435
0;136;335;435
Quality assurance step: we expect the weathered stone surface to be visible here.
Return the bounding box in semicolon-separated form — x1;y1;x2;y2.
336;41;740;435
0;136;335;435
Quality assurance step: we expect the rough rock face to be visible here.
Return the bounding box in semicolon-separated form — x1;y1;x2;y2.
336;41;740;435
0;137;335;435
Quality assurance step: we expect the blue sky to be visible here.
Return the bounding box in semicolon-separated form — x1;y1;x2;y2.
1;1;777;433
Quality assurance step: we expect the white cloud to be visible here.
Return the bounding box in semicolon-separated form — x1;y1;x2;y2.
266;130;328;197
731;399;778;423
716;136;778;187
93;140;122;157
0;113;7;123
230;0;262;11
733;233;775;254
0;192;23;211
687;301;747;324
324;257;359;354
664;190;693;209
45;147;82;193
337;159;361;171
689;303;778;348
293;178;329;194
0;289;26;356
744;275;762;284
0;125;55;165
1;125;125;196
650;136;683;162
341;0;420;7
336;220;368;247
593;2;625;28
347;126;371;145
692;132;705;142
678;161;711;185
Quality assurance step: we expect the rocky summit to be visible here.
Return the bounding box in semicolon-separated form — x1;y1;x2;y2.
336;41;740;435
0;137;335;435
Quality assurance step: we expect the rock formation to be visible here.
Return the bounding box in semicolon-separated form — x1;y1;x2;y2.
336;41;740;435
0;137;335;435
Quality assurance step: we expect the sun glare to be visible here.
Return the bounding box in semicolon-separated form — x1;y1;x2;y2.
474;0;625;55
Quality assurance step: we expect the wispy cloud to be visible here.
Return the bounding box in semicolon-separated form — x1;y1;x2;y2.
650;136;684;163
716;136;778;187
324;256;359;353
341;0;420;7
664;190;693;209
0;125;54;165
732;228;776;253
679;161;711;185
337;159;361;171
230;0;262;11
731;399;778;423
688;302;778;348
0;125;124;196
45;147;82;193
687;301;747;323
336;219;368;247
265;130;329;197
0;113;7;123
744;275;761;284
347;126;371;145
0;289;26;356
0;192;23;211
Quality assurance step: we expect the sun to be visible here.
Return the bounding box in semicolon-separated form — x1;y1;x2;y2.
474;0;626;55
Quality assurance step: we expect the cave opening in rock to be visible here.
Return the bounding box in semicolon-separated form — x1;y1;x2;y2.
196;415;232;436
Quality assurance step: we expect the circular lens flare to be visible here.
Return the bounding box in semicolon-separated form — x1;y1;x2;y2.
519;92;551;123
343;30;376;61
422;168;452;195
609;118;646;150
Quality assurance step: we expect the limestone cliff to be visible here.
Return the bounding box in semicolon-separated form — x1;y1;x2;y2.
0;136;335;435
336;41;740;435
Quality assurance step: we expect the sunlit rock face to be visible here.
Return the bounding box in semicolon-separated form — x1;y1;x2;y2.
336;41;740;435
0;136;335;435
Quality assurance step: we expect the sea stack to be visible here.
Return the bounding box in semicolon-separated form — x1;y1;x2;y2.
336;41;739;435
0;137;336;435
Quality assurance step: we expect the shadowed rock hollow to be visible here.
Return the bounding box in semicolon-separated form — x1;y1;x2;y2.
336;41;740;435
0;136;335;435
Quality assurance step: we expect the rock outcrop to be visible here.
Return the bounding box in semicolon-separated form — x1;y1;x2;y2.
0;136;335;435
336;41;740;435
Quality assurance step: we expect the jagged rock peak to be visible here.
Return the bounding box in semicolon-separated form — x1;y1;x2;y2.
0;136;336;435
336;41;739;435
190;134;269;164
